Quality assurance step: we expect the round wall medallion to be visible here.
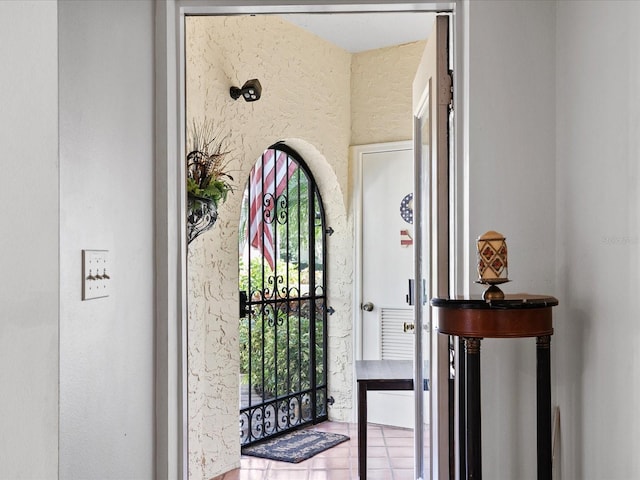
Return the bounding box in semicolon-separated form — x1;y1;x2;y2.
400;193;413;224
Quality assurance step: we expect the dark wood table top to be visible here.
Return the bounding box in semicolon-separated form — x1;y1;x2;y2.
431;294;558;310
431;295;558;338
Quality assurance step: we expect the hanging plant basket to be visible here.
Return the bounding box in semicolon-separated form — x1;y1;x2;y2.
187;193;218;244
185;120;233;245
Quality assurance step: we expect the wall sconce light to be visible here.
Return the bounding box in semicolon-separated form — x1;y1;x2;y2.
230;79;262;102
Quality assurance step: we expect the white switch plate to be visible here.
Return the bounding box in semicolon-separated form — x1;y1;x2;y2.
82;250;111;300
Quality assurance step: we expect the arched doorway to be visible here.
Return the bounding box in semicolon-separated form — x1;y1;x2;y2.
238;144;329;446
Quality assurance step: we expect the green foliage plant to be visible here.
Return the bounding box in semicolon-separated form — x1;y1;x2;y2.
186;119;233;208
238;257;324;400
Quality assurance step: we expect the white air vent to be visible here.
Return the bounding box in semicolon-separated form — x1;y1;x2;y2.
380;307;414;360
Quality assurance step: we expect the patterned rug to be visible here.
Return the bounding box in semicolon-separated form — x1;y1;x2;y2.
241;429;350;463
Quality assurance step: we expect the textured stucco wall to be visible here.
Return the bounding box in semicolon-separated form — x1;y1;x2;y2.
351;41;426;145
185;16;352;478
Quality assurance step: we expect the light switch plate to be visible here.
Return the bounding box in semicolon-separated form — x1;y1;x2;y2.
82;250;110;300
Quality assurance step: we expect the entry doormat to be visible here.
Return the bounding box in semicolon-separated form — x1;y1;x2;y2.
241;429;350;463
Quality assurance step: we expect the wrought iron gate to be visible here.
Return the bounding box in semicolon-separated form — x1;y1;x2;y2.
239;144;328;446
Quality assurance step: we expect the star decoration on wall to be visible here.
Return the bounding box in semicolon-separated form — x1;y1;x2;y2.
400;193;413;224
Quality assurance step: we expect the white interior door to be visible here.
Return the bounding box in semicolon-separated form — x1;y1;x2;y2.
358;142;415;429
352;14;451;476
413;15;451;480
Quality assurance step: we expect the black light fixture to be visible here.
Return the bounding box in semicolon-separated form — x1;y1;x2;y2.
230;78;262;102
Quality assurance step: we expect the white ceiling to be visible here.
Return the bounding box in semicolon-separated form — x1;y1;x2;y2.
279;12;436;53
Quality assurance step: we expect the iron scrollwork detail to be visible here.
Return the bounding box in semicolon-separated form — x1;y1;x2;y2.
239;145;328;446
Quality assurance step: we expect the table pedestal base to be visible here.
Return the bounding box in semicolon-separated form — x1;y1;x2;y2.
432;295;558;480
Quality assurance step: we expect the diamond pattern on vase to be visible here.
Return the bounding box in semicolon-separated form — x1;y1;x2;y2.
477;231;508;281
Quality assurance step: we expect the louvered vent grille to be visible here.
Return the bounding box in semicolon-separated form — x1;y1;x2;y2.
380;307;414;360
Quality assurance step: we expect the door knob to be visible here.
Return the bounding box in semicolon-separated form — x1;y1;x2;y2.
362;302;374;312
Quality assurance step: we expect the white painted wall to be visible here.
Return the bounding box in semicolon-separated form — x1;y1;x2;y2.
468;2;640;479
58;1;156;478
467;1;556;478
1;3;628;479
556;2;640;479
0;1;59;478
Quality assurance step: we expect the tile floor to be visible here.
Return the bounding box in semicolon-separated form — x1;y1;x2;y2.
212;422;417;480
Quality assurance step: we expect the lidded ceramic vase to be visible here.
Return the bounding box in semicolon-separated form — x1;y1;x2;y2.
477;231;508;282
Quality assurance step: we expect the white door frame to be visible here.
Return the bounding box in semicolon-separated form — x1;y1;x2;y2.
154;2;469;479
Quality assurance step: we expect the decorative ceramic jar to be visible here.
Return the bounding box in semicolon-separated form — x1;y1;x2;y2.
476;231;509;300
477;231;508;281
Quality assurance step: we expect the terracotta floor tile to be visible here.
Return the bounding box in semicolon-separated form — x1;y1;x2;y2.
387;446;413;458
214;467;265;480
311;456;351;470
211;470;232;480
218;468;265;480
383;427;413;438
384;436;414;447
223;469;241;480
240;470;266;480
367;436;387;447
389;456;414;469
365;446;389;457
240;457;271;469
226;422;429;480
264;469;309;480
309;468;352;480
365;456;391;469
392;468;415;480
364;469;394;480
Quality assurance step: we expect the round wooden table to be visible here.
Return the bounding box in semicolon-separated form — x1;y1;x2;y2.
431;295;558;480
